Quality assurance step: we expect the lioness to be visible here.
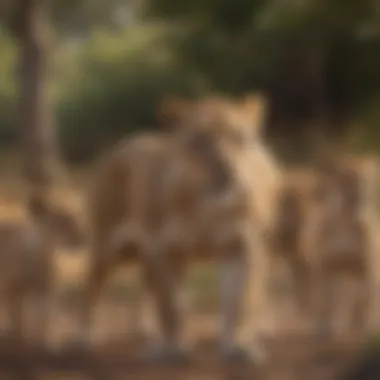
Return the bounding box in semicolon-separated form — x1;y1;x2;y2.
0;193;85;347
270;168;317;323
77;94;276;363
309;154;379;337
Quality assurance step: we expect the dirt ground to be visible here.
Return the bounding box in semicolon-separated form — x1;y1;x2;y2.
0;246;369;380
0;178;375;380
0;319;367;380
0;285;370;380
0;240;371;380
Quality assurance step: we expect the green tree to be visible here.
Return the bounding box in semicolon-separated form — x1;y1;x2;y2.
145;0;380;155
7;0;61;208
0;0;133;195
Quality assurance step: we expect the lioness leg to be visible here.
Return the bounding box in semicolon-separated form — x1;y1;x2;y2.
140;257;188;345
219;234;269;363
314;271;336;338
6;287;25;343
365;265;380;333
291;255;311;318
351;273;370;335
76;254;111;348
143;251;188;363
33;276;53;348
219;255;247;357
129;289;156;341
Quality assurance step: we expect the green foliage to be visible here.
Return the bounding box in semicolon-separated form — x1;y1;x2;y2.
346;97;380;153
0;28;17;147
1;0;380;162
146;0;380;137
0;23;207;162
49;0;131;35
55;25;207;162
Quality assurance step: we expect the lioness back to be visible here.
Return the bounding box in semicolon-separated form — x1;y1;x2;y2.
87;133;170;259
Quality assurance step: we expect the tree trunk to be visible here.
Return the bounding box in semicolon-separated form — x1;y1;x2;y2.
308;46;344;162
13;0;60;212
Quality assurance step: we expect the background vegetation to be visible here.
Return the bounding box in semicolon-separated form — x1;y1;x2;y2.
0;0;380;165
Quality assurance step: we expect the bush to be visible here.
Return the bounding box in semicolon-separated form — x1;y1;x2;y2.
56;25;208;162
0;29;17;148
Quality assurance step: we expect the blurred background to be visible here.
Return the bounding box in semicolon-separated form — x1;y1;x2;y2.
0;1;380;378
1;0;380;168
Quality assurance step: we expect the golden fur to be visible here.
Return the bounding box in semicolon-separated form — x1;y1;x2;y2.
306;154;380;336
269;168;318;321
0;198;84;346
77;94;279;363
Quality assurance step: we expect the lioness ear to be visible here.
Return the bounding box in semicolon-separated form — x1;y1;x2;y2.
240;93;267;136
156;96;194;128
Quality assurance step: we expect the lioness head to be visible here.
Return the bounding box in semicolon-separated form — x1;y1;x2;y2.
157;93;267;193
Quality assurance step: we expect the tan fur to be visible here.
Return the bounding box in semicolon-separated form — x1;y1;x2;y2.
0;215;54;346
307;154;380;336
266;156;380;335
78;94;279;362
77;132;178;347
159;95;282;356
269;168;318;321
28;189;86;249
0;187;86;346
